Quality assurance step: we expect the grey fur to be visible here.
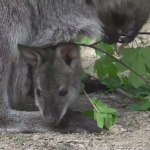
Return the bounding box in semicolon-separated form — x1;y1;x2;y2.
3;0;148;133
3;0;150;134
18;43;83;126
0;0;103;133
1;41;102;133
92;0;150;44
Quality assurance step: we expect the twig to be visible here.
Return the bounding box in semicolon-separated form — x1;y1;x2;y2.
116;88;134;100
85;73;135;101
84;62;95;70
82;88;100;113
90;40;102;46
138;32;150;35
75;42;150;84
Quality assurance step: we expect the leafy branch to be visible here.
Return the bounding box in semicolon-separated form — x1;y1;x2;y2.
75;32;150;129
75;42;150;84
82;87;118;129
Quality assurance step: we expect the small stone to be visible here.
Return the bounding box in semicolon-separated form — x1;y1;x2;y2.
32;135;39;141
142;113;150;118
120;104;127;108
108;125;126;134
108;126;120;134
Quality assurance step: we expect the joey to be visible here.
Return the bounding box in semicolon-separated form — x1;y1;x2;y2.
15;43;101;133
18;43;83;126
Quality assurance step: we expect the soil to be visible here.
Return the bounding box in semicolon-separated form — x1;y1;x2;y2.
1;21;150;150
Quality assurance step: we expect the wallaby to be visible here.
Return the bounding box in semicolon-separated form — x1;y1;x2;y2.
0;0;102;133
0;42;101;133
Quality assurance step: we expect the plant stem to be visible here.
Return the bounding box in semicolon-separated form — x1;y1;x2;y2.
138;32;150;35
82;88;100;113
90;40;102;46
84;62;95;70
86;73;135;101
116;88;134;100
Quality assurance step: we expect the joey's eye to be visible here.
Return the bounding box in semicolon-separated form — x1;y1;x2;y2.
36;88;41;97
59;88;68;96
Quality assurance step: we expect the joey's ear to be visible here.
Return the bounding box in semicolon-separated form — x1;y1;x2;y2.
18;44;43;66
55;44;80;66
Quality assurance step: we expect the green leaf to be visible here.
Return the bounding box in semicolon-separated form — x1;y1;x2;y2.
112;114;118;125
96;64;107;80
81;37;94;45
101;107;117;114
116;47;150;88
100;64;121;90
74;37;94;44
105;45;114;55
91;96;98;101
79;83;85;94
81;72;88;80
81;83;85;89
74;37;94;49
95;42;106;56
95;41;106;49
82;110;94;118
140;47;150;69
91;97;117;114
100;78;120;90
95;54;116;68
94;112;104;128
128;56;146;88
134;96;149;102
89;96;118;128
95;49;103;57
128;73;144;88
130;101;150;111
132;86;150;97
106;64;118;77
115;62;128;73
122;77;133;91
91;97;105;108
95;57;121;90
104;114;113;128
100;55;116;64
145;95;150;100
145;64;150;74
80;83;85;94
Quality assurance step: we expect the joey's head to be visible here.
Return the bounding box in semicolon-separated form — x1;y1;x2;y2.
18;43;83;126
86;0;150;44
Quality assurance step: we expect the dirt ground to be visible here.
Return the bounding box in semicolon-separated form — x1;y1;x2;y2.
1;22;150;150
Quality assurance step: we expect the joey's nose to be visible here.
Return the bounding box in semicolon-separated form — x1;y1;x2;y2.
43;115;60;126
43;107;62;126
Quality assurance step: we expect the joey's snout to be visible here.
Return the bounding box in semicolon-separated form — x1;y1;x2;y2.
35;87;79;127
40;87;79;126
43;115;60;126
42;104;67;126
